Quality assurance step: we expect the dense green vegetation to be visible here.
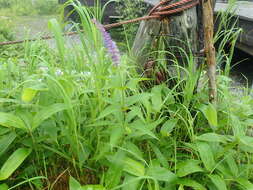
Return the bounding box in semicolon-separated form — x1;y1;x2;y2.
0;0;58;16
1;1;253;190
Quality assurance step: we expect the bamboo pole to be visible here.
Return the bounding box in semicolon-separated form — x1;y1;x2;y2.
202;0;217;104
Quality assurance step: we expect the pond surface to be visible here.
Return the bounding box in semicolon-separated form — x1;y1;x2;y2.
11;15;82;48
13;15;56;40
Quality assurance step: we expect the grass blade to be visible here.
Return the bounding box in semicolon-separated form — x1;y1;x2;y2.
0;132;16;157
0;112;27;130
0;148;31;180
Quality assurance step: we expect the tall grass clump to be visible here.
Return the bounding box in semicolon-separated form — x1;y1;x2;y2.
0;1;253;189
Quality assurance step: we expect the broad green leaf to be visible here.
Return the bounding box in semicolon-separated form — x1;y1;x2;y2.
126;78;143;91
208;174;227;190
110;127;124;148
196;133;228;143
151;85;163;112
21;88;37;103
196;142;215;171
97;105;119;120
0;128;10;135
230;115;244;137
149;142;169;168
32;103;68;130
0;112;27;130
239;136;253;153
106;151;125;188
82;185;106;190
199;104;217;128
147;166;177;183
160;119;178;137
130;120;158;140
0;183;8;190
126;106;144;122
125;93;151;107
69;176;82;190
0;132;16;156
226;154;238;177
123;157;145;177
125;142;143;160
216;163;233;179
0;148;32;180
177;160;204;177
176;179;207;190
147;118;164;130
236;178;253;189
122;174;141;190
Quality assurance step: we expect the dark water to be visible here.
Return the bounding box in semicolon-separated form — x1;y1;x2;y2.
230;48;253;87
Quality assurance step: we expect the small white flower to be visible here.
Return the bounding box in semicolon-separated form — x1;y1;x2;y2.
55;69;63;76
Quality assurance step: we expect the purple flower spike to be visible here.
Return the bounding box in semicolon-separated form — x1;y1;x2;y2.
92;19;121;66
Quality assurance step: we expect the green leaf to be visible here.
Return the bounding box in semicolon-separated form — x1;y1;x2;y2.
130;120;158;140
0;132;16;156
196;133;228;143
151;85;163;112
230;115;244;137
177;160;204;177
147;166;177;183
226;154;238;177
110;126;124;148
32;103;68;130
125;142;143;160
97;105;119;120
123;157;145;177
105;151;125;188
0;112;27;130
21;88;38;103
122;174;141;190
149;142;169;168
126;106;144;122
239;136;253;153
160;119;178;137
208;174;227;190
82;185;106;190
0;128;10;136
176;179;207;190
216;163;233;179
236;178;253;189
196;142;215;171
0;148;32;180
0;183;8;190
69;176;82;190
199;104;217;128
125;93;151;107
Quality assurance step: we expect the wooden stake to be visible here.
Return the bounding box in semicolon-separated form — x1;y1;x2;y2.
202;0;217;104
